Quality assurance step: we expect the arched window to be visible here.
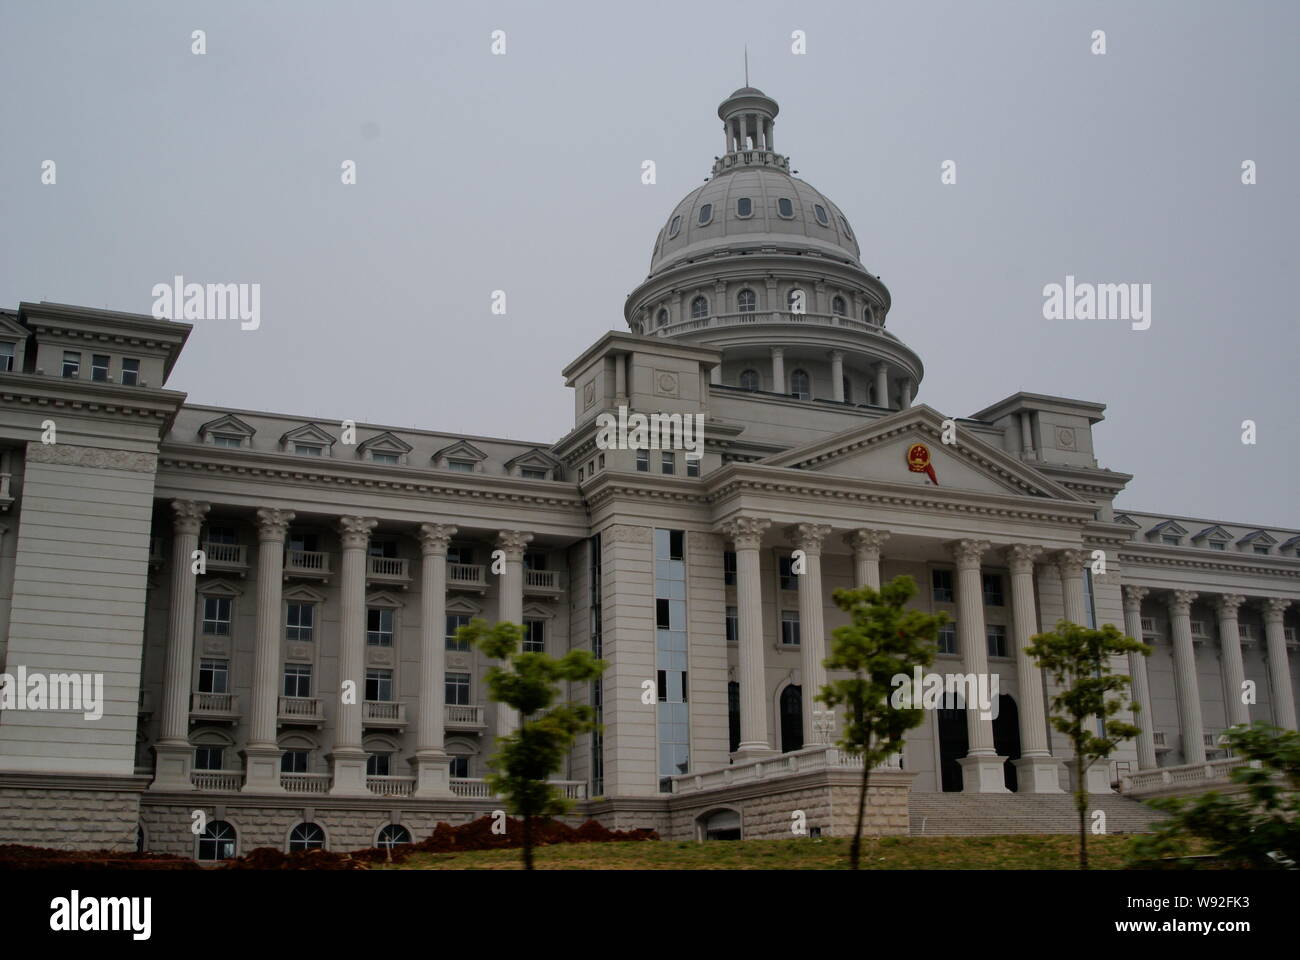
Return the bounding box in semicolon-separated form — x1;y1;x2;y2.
780;684;804;752
690;295;709;320
197;821;236;861
786;288;806;314
377;824;412;850
739;369;760;392
737;289;757;313
790;369;810;400
289;822;326;852
736;197;753;218
863;305;875;325
656;308;668;328
842;376;852;403
831;295;846;317
698;203;713;225
777;197;794;218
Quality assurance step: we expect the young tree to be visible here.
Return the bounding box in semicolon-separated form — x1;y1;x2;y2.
457;618;606;870
1025;620;1151;869
819;575;946;870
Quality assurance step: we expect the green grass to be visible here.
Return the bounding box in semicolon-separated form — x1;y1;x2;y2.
375;834;1153;870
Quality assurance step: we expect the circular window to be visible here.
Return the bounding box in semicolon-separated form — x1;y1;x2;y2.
813;204;830;226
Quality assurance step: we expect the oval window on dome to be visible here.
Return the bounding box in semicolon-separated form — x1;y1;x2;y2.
668;215;682;238
777;197;794;218
698;204;713;225
839;216;854;240
736;197;753;218
813;204;830;226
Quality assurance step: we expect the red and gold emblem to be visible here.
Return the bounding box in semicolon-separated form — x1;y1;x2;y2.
906;442;938;485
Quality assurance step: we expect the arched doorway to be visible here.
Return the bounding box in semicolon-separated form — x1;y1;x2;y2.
937;707;968;792
698;808;742;841
992;694;1021;792
780;685;803;752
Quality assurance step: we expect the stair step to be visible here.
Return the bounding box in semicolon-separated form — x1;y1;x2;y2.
906;792;1170;836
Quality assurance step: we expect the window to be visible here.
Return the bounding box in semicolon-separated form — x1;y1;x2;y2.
212;434;242;448
691;295;709;319
1209;541;1227;551
790;369;810;400
661;451;675;475
295;444;323;456
371;452;399;465
723;551;736;585
197;821;236;861
863;305;874;325
285;603;314;642
739;369;760;391
521;467;547;480
736;197;753;218
780;610;801;646
446;545;473;565
0;341;14;372
1161;535;1180;546
365;669;393;702
813;203;830;226
938;623;957;655
636;449;649;472
523;619;545;653
449;755;470;778
698;203;713;224
654;528;689;790
202;596;232;635
62;351;80;378
289;823;325;851
787;288;806;313
982;573;1004;606
1253;545;1270;555
367;608;394;646
120;357;140;386
777;197;794;218
91;354;110;382
725;606;738;644
578;468;584;482
842;376;852;403
1082;568;1097;629
686;457;700;478
194;746;224;770
987;624;1008;658
446;459;474;472
445;672;471;706
365;753;391;777
446;613;471;650
664;530;684;560
377;824;411;850
839;216;854;240
656;308;669;328
281;750;309;773
283;664;312;698
668;215;682;238
207;525;237;545
831;295;846;316
289;532;319;553
728;681;740;753
779;556;798;591
737;289;757;313
932;569;955;603
198;659;228;694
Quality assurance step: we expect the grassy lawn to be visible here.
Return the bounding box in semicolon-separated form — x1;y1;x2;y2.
376;834;1148;870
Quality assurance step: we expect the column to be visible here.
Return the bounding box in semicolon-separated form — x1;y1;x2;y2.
241;507;294;793
1215;594;1250;729
151;499;209;790
1007;545;1063;792
765;117;774;151
899;378;913;409
1262;598;1296;730
329;515;377;795
845;528;889;589
721;516;773;757
1122;586;1158;770
411;523;457;797
829;351;845;402
788;523;831;745
1055;549;1088;625
1167;590;1205;765
494;530;533;738
771;346;785;391
950;539;1007;792
614;353;627;403
1019;411;1036;459
874;363;889;410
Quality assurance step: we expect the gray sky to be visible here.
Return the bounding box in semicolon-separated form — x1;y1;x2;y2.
2;0;1296;527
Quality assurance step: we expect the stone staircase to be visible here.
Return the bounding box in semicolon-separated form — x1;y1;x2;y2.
908;792;1171;836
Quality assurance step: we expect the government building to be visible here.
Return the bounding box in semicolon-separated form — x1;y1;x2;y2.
0;86;1296;855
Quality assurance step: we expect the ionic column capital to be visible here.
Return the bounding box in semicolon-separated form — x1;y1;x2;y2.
417;523;458;557
494;530;534;561
719;516;771;550
1167;590;1199;616
1054;548;1088;579
1215;593;1247;617
948;538;991;570
255;507;295;542
171;499;210;536
1261;597;1291;622
845;528;890;560
338;515;378;550
786;522;832;555
1006;543;1043;576
1122;584;1149;611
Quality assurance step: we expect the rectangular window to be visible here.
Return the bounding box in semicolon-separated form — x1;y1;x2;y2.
447;459;475;472
285;603;314;642
523;618;545;653
194;746;224;771
723;551;736;586
1161;535;1180;546
779;556;797;591
1209;541;1226;550
449;755;469;779
280;750;309;773
654;529;689;792
445;613;471;650
446;544;472;565
212;434;242;448
202;596;232;635
521;467;546;480
523;551;546;571
367;607;394;646
931;569;955;604
445;672;471;706
686;457;700;478
781;610;801;646
295;444;323;456
62;351;80;378
371;452;400;465
207;525;238;545
636;449;649;472
197;659;229;694
986;624;1008;658
981;573;1004;606
120;357;140;386
938;623;957;655
365;669;393;702
0;341;15;372
366;752;391;777
1253;545;1270;555
91;354;110;382
283;664;312;698
725;606;738;645
1082;568;1097;629
661;451;675;475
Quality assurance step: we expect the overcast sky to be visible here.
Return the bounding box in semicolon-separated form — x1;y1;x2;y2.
1;0;1295;527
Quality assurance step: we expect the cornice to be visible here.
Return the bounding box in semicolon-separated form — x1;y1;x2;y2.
1118;547;1300;581
0;373;188;429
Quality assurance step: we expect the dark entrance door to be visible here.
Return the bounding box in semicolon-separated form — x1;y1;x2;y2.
780;685;803;752
992;694;1021;791
937;707;968;792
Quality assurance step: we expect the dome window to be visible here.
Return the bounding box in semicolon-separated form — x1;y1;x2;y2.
863;305;875;324
668;216;682;238
736;197;753;218
790;369;811;400
842;376;853;403
698;203;713;225
657;308;669;328
813;204;830;226
737;289;757;313
832;296;846;317
786;288;807;314
739;369;760;391
839;216;854;240
691;296;709;320
777;197;794;219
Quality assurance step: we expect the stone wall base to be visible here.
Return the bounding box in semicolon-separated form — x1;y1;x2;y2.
0;774;146;851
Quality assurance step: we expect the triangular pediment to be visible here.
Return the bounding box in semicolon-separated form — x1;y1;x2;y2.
1147;519;1189;538
281;423;337;448
757;405;1080;500
199;413;256;440
357;431;413;455
1112;513;1140;527
283;584;327;603
196;577;243;597
1239;529;1278;545
365;590;405;609
445;596;482;616
504;448;560;470
0;313;29;342
1192;524;1232;543
433;440;488;462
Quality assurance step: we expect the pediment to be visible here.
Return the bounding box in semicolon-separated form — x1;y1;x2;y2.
357;431;413;455
433;440;488;462
196;577;243;597
1147;519;1189;539
283;584;327;603
281;423;337;448
757;405;1079;501
445;596;482;616
1112;514;1140;527
504;447;560;470
1192;525;1232;543
1239;529;1277;545
0;313;29;341
365;590;405;608
199;413;256;440
522;602;556;621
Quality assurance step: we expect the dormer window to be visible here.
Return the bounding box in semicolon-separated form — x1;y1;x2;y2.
777;198;794;218
371;453;399;465
668;215;682;238
447;460;475;473
1209;541;1226;550
1161;535;1180;546
121;357;140;386
698;203;713;225
295;444;323;457
1253;545;1270;555
521;468;547;480
736;197;753;218
213;435;243;449
813;204;830;226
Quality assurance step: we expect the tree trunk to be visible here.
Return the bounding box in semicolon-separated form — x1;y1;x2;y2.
523;812;534;871
1076;735;1088;871
851;762;871;870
